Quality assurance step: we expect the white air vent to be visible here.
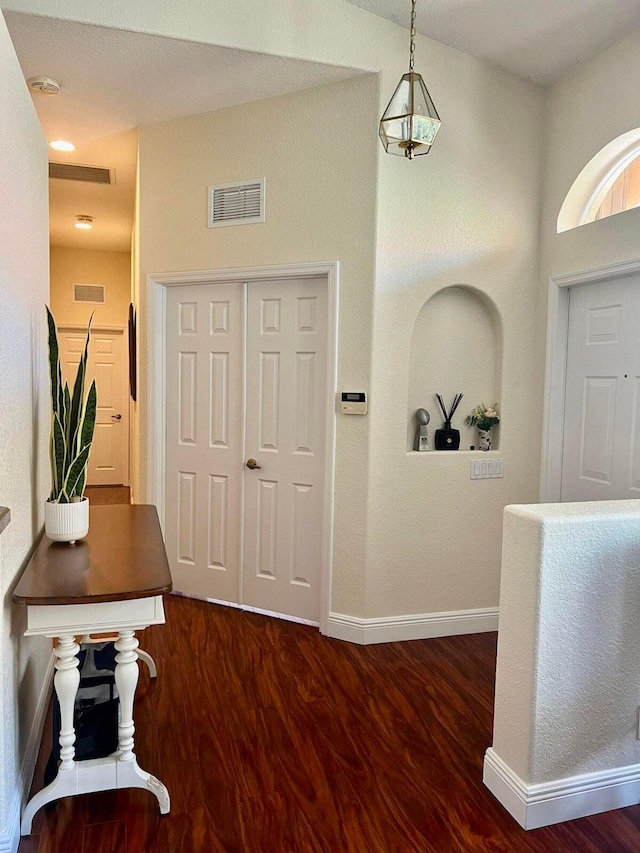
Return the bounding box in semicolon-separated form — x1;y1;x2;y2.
73;284;105;304
208;179;265;228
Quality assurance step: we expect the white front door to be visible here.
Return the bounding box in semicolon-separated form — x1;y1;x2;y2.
59;328;129;486
165;277;329;623
561;276;640;501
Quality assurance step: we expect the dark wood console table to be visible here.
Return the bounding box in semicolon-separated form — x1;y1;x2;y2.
13;504;172;835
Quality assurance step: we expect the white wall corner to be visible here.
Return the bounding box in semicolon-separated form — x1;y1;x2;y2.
326;607;499;645
484;747;640;831
0;652;55;853
490;501;640;830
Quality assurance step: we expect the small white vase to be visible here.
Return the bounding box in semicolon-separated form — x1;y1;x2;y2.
478;428;492;452
45;497;89;544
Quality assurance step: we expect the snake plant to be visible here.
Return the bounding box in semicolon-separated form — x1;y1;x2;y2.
46;306;97;503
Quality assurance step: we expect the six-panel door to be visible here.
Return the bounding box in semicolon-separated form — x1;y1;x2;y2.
561;275;640;501
165;278;328;623
59;328;128;486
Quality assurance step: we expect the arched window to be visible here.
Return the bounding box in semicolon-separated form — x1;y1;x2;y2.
557;128;640;233
584;149;640;224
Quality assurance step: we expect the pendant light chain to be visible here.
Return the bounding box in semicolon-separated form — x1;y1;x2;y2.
409;0;417;72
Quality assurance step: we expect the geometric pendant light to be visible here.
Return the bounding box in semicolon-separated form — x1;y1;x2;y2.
379;0;441;159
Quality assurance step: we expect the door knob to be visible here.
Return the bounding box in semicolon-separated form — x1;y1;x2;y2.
111;414;122;420
245;458;261;470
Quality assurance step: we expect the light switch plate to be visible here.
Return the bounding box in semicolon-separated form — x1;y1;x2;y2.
470;458;503;479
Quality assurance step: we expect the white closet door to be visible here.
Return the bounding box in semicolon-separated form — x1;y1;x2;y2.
59;328;128;486
165;284;243;601
561;276;640;501
242;278;328;623
165;277;329;623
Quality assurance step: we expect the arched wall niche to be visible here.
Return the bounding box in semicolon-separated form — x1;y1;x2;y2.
557;127;640;233
407;285;503;452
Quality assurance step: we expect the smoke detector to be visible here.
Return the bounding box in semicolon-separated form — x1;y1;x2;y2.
26;77;61;95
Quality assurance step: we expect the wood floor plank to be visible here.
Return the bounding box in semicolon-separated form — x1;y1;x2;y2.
84;486;130;506
19;594;640;852
82;819;127;853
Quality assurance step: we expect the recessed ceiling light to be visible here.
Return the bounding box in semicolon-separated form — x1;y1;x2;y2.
50;140;75;152
75;216;93;230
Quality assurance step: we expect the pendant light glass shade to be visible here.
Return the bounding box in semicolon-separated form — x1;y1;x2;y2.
379;0;441;160
379;71;441;159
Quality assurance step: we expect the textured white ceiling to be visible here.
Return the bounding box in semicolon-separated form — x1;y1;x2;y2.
10;2;636;251
4;12;362;251
345;0;640;86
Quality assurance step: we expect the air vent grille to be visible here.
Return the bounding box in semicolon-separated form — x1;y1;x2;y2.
208;179;265;228
73;284;105;304
49;163;113;184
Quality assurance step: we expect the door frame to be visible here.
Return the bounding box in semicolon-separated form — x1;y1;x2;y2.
540;256;640;502
146;261;339;634
58;323;130;487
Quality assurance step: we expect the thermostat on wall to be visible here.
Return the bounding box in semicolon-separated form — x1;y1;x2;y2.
341;392;367;414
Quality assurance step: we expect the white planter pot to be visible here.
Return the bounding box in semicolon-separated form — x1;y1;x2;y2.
45;497;89;544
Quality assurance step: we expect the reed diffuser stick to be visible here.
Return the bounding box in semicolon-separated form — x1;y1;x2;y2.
449;393;463;421
435;393;463;426
436;394;448;424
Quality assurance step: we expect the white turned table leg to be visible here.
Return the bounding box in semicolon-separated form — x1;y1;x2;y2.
114;630;170;813
54;635;80;770
21;635;80;834
114;631;139;761
21;626;169;836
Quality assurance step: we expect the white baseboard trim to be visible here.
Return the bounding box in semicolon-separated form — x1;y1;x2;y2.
326;607;499;645
172;592;497;645
170;590;320;628
0;651;55;852
483;747;640;830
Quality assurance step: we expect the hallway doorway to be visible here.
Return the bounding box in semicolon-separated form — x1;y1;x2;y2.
542;258;640;501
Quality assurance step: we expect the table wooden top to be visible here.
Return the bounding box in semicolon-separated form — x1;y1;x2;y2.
12;504;173;606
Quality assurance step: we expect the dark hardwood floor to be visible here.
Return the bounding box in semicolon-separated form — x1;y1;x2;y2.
20;595;640;852
85;486;131;506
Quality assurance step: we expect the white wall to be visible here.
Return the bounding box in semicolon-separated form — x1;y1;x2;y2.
4;0;548;626
542;27;640;286
49;246;131;328
486;500;640;829
0;11;51;848
537;27;640;507
137;75;379;616
367;54;544;618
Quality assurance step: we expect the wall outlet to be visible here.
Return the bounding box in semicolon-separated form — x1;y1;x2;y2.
470;458;503;480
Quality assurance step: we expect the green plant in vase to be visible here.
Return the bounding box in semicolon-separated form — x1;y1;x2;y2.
466;403;499;452
45;306;97;542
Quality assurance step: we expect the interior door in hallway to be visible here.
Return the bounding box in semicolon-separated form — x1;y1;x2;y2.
165;284;243;605
165;278;329;623
59;328;128;486
242;279;328;622
560;276;640;501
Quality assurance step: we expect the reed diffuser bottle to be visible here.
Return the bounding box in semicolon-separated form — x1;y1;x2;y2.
434;393;463;451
